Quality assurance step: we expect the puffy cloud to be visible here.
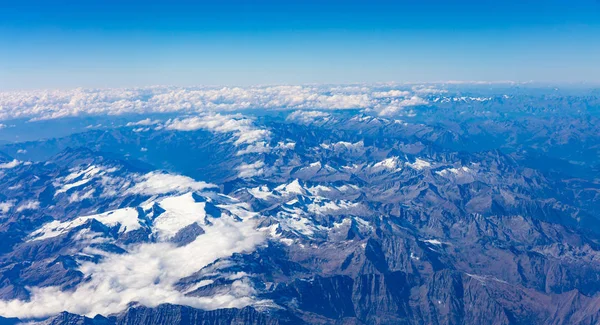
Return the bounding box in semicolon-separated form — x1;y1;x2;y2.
68;188;96;203
125;172;217;196
0;84;447;121
235;129;270;146
0;159;21;169
371;90;411;98
374;96;428;116
236;142;270;156
314;93;370;109
165;114;256;134
286;110;331;124
0;201;14;213
164;113;271;154
16;200;40;212
0;202;267;319
236;161;265;178
126;118;161;126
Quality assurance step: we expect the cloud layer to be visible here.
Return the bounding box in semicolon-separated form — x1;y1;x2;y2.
164;114;271;147
0;85;439;121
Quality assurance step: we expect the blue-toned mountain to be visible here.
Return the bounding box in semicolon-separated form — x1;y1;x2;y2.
0;86;599;324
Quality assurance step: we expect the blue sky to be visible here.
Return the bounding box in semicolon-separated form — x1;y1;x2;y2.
1;0;600;89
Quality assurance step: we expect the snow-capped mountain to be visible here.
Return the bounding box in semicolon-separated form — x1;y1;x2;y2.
0;86;600;324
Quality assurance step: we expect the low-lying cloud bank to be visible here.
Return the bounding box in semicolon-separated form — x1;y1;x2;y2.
0;85;443;121
0;192;268;319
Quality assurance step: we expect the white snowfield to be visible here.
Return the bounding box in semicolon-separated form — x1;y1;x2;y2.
28;207;141;242
407;158;432;170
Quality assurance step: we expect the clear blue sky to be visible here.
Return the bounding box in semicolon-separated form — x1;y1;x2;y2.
1;0;599;89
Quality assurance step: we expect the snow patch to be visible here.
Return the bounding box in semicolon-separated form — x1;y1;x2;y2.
152;193;207;240
407;158;431;170
29;208;141;241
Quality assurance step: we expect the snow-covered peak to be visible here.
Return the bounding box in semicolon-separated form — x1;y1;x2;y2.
407;158;432;170
372;156;403;171
274;179;307;196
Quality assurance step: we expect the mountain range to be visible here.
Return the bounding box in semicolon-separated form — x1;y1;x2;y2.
0;86;599;324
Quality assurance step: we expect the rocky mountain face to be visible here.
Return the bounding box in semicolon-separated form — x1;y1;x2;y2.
0;90;600;324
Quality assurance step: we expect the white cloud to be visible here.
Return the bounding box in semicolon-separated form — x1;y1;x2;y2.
0;201;14;213
126;172;217;196
275;141;296;150
236;142;270;156
16;149;27;154
68;188;96;203
235;129;270;146
374;96;428;116
371;90;411;98
286;110;331;124
411;85;447;94
126;118;161;126
0;159;21;169
16;200;40;212
0;197;268;319
165;113;271;154
0;85;449;122
166;114;256;135
236;161;265;178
